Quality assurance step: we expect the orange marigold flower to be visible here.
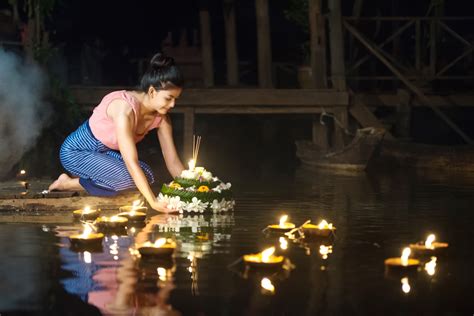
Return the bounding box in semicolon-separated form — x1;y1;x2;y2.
197;185;209;192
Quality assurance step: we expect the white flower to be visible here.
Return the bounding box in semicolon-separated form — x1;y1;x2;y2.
210;199;221;212
201;171;213;181
180;169;197;180
167;195;186;212
183;197;209;213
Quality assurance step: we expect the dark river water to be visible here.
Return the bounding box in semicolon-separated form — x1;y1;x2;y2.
1;166;474;316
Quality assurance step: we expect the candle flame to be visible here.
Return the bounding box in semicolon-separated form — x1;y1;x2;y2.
154;238;167;248
261;278;275;293
425;234;436;248
261;247;275;262
401;277;411;294
188;159;196;171
20;170;26;175
401;247;411;265
424;256;437;276
110;215;120;222
318;219;333;230
279;237;288;250
83;251;92;264
81;224;93;238
279;215;288;227
83;206;91;214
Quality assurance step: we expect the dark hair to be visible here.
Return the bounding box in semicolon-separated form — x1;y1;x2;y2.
139;53;183;92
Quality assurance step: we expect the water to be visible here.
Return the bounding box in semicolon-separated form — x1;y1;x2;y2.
1;167;474;315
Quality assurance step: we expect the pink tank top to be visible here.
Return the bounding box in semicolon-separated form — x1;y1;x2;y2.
88;90;162;150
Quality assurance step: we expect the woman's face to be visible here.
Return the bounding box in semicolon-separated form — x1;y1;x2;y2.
149;86;182;115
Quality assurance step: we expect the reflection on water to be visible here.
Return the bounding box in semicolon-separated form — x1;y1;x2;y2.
1;167;474;314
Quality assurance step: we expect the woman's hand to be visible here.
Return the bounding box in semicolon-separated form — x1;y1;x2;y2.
148;198;177;213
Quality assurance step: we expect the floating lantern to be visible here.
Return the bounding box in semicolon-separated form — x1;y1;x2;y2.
118;200;147;221
73;206;100;221
137;238;177;258
243;246;285;268
384;247;420;270
69;224;104;247
95;215;128;230
409;234;448;254
301;219;336;237
266;215;296;233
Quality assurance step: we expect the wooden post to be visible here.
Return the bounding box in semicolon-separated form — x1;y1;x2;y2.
183;107;195;159
328;0;347;91
309;0;327;89
333;109;348;150
199;3;214;87
396;89;412;139
223;0;239;86
255;0;273;88
312;116;329;151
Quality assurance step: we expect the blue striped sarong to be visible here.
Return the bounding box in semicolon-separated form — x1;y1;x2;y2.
59;120;154;196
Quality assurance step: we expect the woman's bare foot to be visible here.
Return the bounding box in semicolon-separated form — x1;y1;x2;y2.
48;173;84;192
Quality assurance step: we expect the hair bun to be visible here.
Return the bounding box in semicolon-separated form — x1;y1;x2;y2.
150;52;174;69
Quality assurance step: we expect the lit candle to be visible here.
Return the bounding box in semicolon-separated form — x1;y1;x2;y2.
266;215;296;233
301;219;336;237
384;247;420;269
401;277;411;294
137;238;177;257
409;234;448;253
118;200;147;221
95;215;128;230
319;245;333;260
243;246;285;268
279;237;288;250
72;205;100;221
69;224;104;246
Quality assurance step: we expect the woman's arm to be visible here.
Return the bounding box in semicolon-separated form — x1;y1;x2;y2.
109;100;170;212
157;115;185;178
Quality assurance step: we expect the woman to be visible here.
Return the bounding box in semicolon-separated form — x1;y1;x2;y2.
48;53;184;212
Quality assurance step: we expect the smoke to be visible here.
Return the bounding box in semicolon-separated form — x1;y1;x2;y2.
0;48;51;178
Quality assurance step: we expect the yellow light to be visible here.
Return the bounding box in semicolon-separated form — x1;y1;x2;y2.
279;215;288;227
157;267;167;281
81;224;93;238
261;247;275;262
401;247;411;266
154;238;167;248
401;277;411;294
83;251;92;264
279;237;288;250
261;278;275;293
83;206;91;213
425;234;436;248
20;170;26;175
319;245;333;259
318;219;333;230
424;256;437;276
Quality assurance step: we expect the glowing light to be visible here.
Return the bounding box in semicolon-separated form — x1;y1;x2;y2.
20;170;26;175
279;215;288;228
401;247;411;266
279;237;288;250
318;220;333;230
83;206;91;214
261;247;275;262
424;256;437;276
157;267;167;281
83;251;92;264
319;245;333;259
188;159;196;171
154;238;167;248
261;278;275;293
401;277;411;294
425;234;436;249
110;216;121;222
81;224;93;238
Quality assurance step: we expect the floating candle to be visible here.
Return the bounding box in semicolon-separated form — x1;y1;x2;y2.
243;246;285;268
118;200;147;221
401;277;411;294
424;256;437;276
69;224;104;246
266;215;296;233
95;215;128;230
137;238;177;257
384;247;420;269
301;219;336;237
409;234;448;253
73;206;100;221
